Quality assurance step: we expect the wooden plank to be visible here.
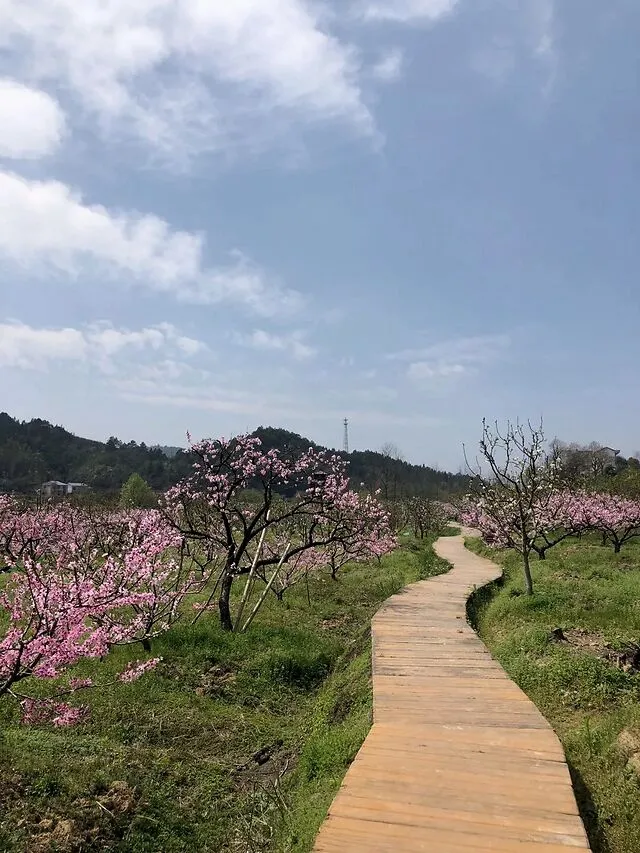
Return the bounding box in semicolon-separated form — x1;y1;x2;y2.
312;529;591;851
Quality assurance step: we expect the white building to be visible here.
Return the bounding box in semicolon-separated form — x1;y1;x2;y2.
41;481;91;498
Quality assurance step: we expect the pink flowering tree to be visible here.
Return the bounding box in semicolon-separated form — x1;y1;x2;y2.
162;434;394;631
1;502;207;646
0;502;206;724
258;545;322;602
466;488;640;563
0;497;77;570
463;419;563;594
406;497;448;540
0;554;161;724
323;498;396;580
247;501;394;608
462;492;577;560
381;500;408;535
560;491;640;553
525;491;582;560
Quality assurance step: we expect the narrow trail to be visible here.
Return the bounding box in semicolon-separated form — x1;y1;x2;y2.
312;529;591;852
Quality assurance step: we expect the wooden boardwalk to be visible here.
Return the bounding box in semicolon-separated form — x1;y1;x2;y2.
313;530;591;852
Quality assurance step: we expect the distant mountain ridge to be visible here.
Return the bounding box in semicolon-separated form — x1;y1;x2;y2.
0;413;469;498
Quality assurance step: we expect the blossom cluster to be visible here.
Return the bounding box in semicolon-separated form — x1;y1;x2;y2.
0;501;201;723
0;431;398;718
163;433;395;629
463;489;640;554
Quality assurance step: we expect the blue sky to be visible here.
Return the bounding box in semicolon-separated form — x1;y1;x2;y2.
0;0;638;470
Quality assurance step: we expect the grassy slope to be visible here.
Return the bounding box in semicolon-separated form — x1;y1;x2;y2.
0;535;451;853
467;535;640;853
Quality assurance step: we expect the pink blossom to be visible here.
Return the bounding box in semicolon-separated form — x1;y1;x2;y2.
20;698;88;727
464;488;640;555
69;677;94;690
163;432;395;626
118;657;162;684
52;704;89;727
0;503;204;723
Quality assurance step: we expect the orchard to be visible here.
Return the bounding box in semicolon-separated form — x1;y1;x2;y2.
462;420;640;591
0;434;394;725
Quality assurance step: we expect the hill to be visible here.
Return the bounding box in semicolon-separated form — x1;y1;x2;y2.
253;427;469;499
0;413;191;493
0;414;469;498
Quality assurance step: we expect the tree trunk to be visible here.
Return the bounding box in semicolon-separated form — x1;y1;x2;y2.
522;549;534;595
614;541;622;553
218;569;234;632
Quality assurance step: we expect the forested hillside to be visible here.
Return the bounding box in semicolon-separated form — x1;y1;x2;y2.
0;412;192;492
0;413;470;497
254;427;470;499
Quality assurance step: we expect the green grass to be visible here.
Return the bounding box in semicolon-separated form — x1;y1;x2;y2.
467;535;640;853
0;535;451;853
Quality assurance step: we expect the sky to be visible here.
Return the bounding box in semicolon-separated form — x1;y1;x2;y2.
0;0;639;471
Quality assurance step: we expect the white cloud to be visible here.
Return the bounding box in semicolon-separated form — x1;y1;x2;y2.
0;320;206;373
407;361;465;380
528;0;557;94
0;0;374;161
85;322;206;372
470;0;558;92
0;171;302;316
234;329;317;361
0;323;86;369
358;0;458;24
389;333;510;363
529;0;555;61
88;322;205;358
0;79;66;159
116;377;438;430
389;333;510;380
371;49;404;82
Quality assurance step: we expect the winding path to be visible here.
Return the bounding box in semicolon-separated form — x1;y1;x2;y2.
313;529;591;852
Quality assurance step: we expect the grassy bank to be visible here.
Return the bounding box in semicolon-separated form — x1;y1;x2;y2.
467;535;640;853
0;535;451;853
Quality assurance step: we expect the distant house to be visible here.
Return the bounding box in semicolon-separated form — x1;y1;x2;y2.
66;482;91;495
556;442;622;479
41;481;91;498
592;447;620;475
41;481;67;498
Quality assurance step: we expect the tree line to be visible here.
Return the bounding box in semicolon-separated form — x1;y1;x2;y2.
0;414;471;500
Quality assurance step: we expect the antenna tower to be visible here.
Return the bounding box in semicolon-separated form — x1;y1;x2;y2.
343;418;350;454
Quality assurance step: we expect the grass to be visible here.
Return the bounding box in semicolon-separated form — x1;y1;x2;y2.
467;534;640;853
0;533;452;853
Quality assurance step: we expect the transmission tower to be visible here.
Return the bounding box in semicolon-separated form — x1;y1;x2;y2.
343;418;350;454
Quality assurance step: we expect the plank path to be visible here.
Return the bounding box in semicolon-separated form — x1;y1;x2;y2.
313;529;591;852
